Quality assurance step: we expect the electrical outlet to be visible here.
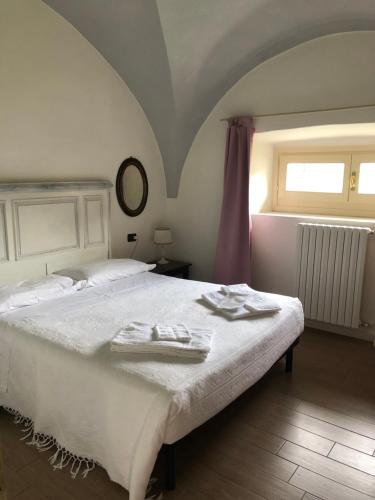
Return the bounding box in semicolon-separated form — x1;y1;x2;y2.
127;233;137;242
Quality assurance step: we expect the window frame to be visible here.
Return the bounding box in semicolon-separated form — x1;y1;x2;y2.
349;152;375;206
273;147;375;218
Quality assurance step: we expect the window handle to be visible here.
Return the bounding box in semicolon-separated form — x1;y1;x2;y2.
350;171;356;191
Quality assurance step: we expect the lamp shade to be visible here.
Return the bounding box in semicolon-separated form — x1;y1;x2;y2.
154;227;172;245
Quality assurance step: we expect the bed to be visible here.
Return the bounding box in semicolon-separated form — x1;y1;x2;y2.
0;182;304;500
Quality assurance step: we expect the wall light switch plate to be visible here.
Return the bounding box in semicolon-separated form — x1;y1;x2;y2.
127;233;137;242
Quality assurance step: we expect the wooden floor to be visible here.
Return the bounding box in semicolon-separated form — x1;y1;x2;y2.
1;328;375;499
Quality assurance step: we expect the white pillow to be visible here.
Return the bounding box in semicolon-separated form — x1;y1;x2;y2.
54;259;156;287
18;274;75;290
0;275;78;315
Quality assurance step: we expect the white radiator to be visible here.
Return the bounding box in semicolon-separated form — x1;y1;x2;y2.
296;223;372;328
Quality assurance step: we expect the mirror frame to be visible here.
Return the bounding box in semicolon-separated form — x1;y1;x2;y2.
116;157;148;217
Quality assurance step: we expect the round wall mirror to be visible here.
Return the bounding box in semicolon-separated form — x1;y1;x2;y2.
116;157;148;216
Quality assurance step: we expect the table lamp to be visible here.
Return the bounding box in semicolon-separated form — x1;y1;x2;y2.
154;227;172;264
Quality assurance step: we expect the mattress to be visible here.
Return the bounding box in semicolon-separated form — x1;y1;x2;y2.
0;272;303;500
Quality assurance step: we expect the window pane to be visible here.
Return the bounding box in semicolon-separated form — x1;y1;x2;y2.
358;163;375;194
285;163;345;193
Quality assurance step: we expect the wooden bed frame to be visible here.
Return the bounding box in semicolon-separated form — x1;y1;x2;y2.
162;336;300;491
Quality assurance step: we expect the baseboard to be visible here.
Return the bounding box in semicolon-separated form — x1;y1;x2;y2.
305;319;375;343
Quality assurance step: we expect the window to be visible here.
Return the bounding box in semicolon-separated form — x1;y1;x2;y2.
285;162;345;193
356;160;375;195
274;150;375;217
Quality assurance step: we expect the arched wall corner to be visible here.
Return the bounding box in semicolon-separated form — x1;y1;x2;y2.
165;28;375;198
0;0;167;261
166;31;375;284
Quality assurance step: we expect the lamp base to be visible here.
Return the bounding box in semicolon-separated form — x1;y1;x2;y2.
157;257;169;265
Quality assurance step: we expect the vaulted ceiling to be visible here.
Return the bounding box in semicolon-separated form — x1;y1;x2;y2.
43;0;375;196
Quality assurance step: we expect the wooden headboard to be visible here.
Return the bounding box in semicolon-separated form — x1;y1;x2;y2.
0;181;112;284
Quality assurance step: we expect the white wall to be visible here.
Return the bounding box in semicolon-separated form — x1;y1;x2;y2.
166;32;375;339
251;213;375;340
0;0;166;261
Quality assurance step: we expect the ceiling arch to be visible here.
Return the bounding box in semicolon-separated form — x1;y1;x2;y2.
43;0;375;196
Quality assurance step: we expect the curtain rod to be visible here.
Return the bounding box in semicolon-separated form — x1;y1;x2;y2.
220;102;375;121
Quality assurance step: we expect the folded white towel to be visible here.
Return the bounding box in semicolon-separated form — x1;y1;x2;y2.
244;294;280;313
221;284;252;297
225;284;280;312
202;291;246;311
202;284;253;311
153;324;192;343
221;305;279;320
111;322;213;360
201;284;281;319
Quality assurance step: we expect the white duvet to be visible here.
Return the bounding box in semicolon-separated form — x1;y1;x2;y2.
0;272;303;500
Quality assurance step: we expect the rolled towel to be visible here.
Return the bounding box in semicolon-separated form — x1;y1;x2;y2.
153;324;192;343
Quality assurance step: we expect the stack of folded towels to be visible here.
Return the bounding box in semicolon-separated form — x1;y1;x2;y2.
111;321;213;361
202;284;281;319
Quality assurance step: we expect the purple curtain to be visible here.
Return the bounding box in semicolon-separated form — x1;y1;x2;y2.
213;116;255;285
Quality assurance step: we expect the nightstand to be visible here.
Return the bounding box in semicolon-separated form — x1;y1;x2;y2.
150;260;192;279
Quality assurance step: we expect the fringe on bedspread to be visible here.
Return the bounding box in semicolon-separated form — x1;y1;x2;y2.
2;406;96;479
1;406;163;499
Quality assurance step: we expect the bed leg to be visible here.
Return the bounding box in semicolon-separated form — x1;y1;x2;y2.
164;444;176;491
285;345;293;373
283;336;300;373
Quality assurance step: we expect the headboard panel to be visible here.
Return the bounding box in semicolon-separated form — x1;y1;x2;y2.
0;181;112;284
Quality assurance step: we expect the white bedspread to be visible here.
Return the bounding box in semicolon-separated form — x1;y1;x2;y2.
0;272;303;500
